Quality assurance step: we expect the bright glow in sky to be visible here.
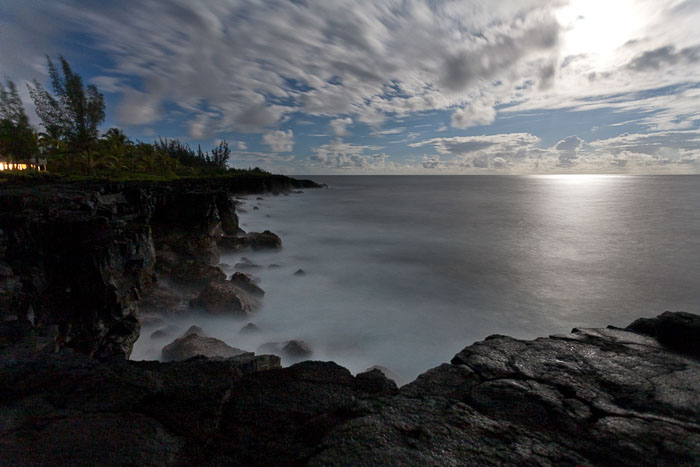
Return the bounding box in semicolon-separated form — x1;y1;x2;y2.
1;0;699;174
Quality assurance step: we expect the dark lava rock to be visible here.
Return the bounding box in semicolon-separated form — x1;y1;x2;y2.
355;368;399;394
253;206;259;210
219;231;282;251
282;340;312;358
293;268;305;276
256;197;264;200
230;272;265;297
626;311;700;357
162;333;248;362
139;284;186;314
155;250;179;274
268;264;280;268
191;281;258;316
170;260;226;288
1;313;699;465
247;230;281;249
239;323;261;335
364;365;404;386
183;325;205;337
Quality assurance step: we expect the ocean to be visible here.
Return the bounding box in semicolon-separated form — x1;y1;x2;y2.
132;174;700;382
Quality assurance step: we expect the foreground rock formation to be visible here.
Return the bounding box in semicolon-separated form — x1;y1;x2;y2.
1;312;698;465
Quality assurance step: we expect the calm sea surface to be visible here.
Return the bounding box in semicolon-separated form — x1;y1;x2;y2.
133;175;700;382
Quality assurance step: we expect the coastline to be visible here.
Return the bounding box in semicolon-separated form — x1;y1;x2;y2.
0;176;699;464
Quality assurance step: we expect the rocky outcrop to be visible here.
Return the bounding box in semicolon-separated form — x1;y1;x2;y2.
218;230;282;251
191;281;259;316
161;333;249;362
230;272;265;297
2;312;698;465
0;174;319;360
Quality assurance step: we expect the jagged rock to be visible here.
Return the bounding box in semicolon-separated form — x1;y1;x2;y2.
183;325;205;337
215;193;239;235
239;323;261;335
293;268;305;276
230;272;265;297
170;260;226;288
253;206;259;210
1;313;699;465
191;281;258;316
162;333;248;362
626;311;700;357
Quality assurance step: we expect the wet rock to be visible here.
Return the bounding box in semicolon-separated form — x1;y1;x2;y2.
170;260;226;288
253;206;259;210
256;197;264;200
626;311;700;357
162;333;248;362
268;264;280;268
183;325;205;337
293;268;305;276
219;231;282;251
191;281;258;316
230;272;265;297
239;323;261;335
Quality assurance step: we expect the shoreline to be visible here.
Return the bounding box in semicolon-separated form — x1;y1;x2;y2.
1;176;699;464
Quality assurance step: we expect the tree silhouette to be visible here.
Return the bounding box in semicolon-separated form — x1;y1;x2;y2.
0;79;37;163
28;56;105;173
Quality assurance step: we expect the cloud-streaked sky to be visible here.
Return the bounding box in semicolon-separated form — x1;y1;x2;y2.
1;0;699;174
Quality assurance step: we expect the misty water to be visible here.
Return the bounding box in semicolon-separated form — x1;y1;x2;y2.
132;175;700;383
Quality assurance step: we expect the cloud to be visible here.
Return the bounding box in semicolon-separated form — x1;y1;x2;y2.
235;141;247;151
555;135;584;151
309;139;389;170
330;117;353;137
1;0;565;135
262;129;294;153
451;98;497;129
626;45;700;72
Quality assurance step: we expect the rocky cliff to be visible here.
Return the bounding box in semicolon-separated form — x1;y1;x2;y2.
0;177;698;465
0;175;318;359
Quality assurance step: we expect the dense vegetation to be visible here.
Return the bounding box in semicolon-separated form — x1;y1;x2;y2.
1;56;267;180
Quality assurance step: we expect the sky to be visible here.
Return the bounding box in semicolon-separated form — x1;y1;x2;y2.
1;0;699;175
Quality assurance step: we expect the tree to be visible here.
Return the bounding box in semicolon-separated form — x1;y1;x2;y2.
28;56;105;172
211;140;230;169
0;79;38;163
